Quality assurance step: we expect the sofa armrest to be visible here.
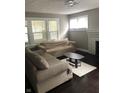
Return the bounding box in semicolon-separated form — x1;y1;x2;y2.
25;57;38;92
36;62;69;82
37;45;46;51
69;41;76;44
68;41;76;46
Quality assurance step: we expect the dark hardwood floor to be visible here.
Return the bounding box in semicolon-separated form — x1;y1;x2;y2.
76;51;99;68
47;70;99;93
26;50;99;93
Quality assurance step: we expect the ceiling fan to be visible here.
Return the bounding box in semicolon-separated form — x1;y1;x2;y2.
65;0;80;7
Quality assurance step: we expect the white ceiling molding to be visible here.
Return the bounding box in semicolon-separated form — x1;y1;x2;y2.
25;0;99;14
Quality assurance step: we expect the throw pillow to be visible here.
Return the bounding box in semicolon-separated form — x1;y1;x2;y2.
26;48;49;70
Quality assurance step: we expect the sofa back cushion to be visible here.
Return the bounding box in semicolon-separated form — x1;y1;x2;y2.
26;48;49;70
40;40;69;49
27;45;46;55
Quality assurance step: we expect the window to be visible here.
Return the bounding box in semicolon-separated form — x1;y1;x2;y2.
31;20;46;40
25;26;28;42
48;20;58;40
26;18;59;44
25;21;28;43
70;16;88;29
70;19;77;29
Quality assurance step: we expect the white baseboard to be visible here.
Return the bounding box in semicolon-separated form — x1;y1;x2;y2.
76;48;90;53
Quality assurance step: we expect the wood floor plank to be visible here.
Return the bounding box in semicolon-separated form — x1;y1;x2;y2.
26;50;99;93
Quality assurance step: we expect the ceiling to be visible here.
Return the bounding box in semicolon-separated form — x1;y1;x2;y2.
25;0;99;15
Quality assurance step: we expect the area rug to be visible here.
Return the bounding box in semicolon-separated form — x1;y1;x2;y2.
61;59;97;77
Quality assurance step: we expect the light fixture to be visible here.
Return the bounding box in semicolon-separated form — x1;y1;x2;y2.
65;0;80;7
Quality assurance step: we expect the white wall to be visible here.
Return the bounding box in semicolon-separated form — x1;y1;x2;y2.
88;31;99;54
25;9;99;54
25;12;69;44
68;8;99;54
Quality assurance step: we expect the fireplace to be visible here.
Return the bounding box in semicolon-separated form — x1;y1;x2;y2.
95;41;99;57
95;41;99;67
88;31;99;55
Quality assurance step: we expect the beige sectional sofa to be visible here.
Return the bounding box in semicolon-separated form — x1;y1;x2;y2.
25;46;73;93
38;40;76;57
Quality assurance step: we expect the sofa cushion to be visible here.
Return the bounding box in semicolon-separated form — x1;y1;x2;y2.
26;48;49;70
30;45;46;55
46;45;73;53
37;54;69;82
40;40;69;49
30;45;40;51
33;49;46;56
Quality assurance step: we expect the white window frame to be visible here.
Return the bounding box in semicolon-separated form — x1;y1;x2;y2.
25;26;28;43
25;17;60;44
69;15;88;31
31;19;47;41
47;18;59;40
25;21;29;44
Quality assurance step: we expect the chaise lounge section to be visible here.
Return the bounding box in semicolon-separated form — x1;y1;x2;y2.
25;46;73;93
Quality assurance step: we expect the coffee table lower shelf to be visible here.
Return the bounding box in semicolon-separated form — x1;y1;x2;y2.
64;52;84;68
